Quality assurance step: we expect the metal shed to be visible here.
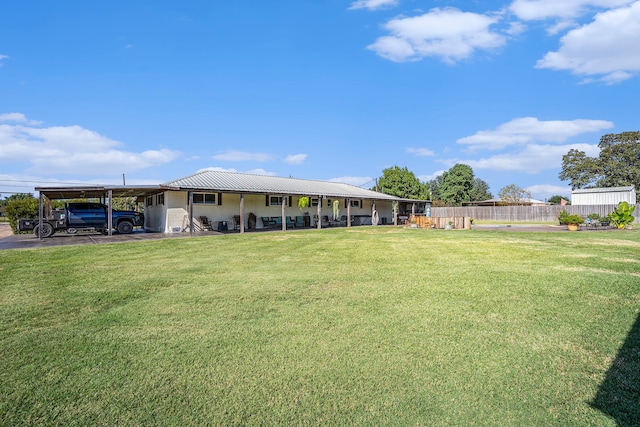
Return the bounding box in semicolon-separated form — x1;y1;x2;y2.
571;186;636;205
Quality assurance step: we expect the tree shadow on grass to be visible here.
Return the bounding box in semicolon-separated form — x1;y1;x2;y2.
591;312;640;426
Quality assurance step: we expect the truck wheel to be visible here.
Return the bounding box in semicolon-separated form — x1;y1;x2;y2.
117;221;134;234
34;223;54;238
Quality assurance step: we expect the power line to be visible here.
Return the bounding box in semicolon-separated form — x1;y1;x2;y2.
0;179;94;185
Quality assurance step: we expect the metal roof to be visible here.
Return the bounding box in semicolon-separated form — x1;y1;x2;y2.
35;185;163;200
571;186;635;194
162;170;402;201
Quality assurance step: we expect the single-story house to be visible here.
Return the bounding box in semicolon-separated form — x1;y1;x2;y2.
35;170;430;235
571;186;636;206
145;170;427;233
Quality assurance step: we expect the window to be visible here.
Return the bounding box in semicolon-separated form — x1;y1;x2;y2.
270;196;283;206
350;200;360;208
146;196;153;207
310;198;319;207
157;193;164;205
193;193;216;204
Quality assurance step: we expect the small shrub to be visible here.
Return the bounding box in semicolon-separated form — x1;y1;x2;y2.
5;197;38;233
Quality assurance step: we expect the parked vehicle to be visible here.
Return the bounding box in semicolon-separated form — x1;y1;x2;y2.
18;202;144;238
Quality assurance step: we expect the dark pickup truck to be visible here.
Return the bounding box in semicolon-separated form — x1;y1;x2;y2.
19;202;144;238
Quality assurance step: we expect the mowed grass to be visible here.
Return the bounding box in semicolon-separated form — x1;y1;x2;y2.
1;227;639;426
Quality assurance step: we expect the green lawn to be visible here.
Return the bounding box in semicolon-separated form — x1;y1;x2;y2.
1;227;639;426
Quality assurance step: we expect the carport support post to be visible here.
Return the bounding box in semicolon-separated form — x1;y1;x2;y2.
347;199;351;227
38;192;44;241
240;193;245;233
107;189;113;236
317;196;322;229
188;191;194;236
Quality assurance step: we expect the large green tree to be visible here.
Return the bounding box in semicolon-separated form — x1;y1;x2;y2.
377;166;430;199
438;164;475;206
428;174;445;202
471;178;493;201
559;131;640;202
430;165;491;206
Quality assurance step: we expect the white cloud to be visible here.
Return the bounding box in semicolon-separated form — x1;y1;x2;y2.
329;176;373;186
535;2;640;83
0;112;41;125
284;153;307;165
0;114;180;176
246;168;277;176
212;150;272;162
367;8;506;63
0;54;7;66
406;147;435;156
457;117;614;150
545;20;578;35
509;0;634;20
418;170;446;182
460;142;599;173
349;0;398;11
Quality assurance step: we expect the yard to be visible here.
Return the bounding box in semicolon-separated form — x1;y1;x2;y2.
1;227;639;426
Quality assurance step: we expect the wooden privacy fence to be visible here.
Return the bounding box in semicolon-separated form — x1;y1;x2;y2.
431;204;639;223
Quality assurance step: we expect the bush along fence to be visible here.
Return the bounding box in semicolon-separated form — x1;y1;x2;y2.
431;204;639;224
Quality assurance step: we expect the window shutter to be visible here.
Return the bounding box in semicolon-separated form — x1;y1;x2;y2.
266;195;269;206
218;193;222;206
288;196;292;207
344;199;348;208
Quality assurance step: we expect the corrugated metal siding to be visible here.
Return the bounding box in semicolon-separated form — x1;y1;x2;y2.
162;170;400;200
571;187;636;205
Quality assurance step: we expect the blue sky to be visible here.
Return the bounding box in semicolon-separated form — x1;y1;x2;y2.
1;0;639;201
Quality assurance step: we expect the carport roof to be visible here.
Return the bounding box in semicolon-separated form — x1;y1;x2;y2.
161;170;403;201
36;185;162;200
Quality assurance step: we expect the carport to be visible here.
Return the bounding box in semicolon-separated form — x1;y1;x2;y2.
34;185;162;240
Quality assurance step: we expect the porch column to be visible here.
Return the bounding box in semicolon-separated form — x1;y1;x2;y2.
107;189;113;236
393;202;398;225
412;202;416;216
347;198;351;227
281;195;286;231
240;193;245;234
317;196;322;229
372;201;377;226
188;191;194;236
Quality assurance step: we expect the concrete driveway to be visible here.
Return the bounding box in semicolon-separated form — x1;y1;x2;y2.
0;223;223;250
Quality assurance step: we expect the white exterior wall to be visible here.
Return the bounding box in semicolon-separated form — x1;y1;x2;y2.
572;188;636;206
158;191;396;233
143;192;168;232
